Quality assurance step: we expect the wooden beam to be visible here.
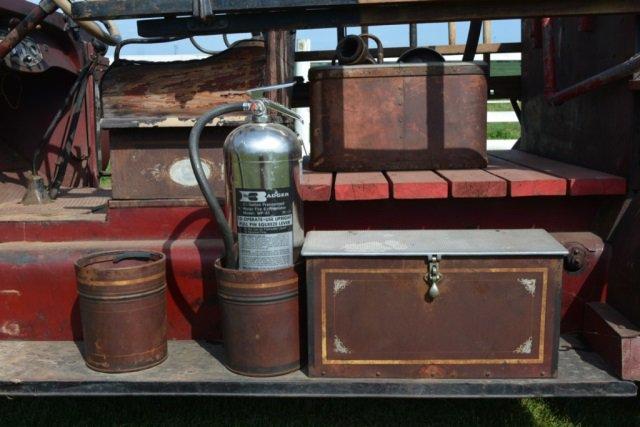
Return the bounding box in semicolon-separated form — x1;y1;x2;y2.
436;169;507;198
300;171;333;202
584;302;640;381
74;0;640;26
334;172;389;201
483;20;492;43
386;171;449;199
486;156;566;197
448;22;457;45
490;150;627;196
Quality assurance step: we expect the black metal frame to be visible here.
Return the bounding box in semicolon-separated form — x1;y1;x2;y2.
71;0;640;22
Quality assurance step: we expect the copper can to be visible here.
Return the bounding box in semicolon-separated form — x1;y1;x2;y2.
75;250;168;373
214;259;303;377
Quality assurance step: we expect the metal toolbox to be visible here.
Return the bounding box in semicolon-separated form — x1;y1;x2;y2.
309;63;488;172
106;124;233;201
302;230;567;379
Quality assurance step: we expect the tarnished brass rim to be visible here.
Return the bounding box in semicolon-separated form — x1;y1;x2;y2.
217;277;298;290
77;272;165;287
75;250;165;273
77;286;166;300
217;289;299;304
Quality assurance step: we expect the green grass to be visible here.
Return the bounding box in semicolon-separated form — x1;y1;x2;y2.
488;122;521;140
1;396;639;426
99;162;112;190
488;102;517;112
491;60;521;77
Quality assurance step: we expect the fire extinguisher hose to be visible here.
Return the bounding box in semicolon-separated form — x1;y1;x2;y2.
189;102;245;270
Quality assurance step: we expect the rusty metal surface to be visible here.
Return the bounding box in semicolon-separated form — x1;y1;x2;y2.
75;250;168;373
0;337;636;397
109;127;229;200
309;63;488;172
0;0;54;61
334;34;384;65
551;232;607;334
307;257;562;379
0;336;633;397
215;260;302;377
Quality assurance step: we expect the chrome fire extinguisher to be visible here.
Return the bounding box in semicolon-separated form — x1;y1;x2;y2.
189;82;304;271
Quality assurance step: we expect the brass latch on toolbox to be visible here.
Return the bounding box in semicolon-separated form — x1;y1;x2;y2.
425;255;442;300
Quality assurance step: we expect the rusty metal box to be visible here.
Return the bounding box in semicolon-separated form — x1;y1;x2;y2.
309;63;488;172
302;230;566;379
104;121;236;201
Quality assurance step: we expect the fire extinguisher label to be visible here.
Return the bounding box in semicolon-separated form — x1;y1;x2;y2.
236;187;293;270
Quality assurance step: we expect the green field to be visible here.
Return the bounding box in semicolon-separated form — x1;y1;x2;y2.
488;122;520;140
488;102;518;112
1;395;639;426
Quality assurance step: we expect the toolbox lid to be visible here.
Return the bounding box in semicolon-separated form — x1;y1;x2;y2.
302;230;568;257
309;62;487;80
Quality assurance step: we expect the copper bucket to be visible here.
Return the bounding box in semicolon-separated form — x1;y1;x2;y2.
75;250;168;373
214;259;303;377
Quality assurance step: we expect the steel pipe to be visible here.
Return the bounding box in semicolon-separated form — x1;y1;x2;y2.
51;0;120;45
543;16;640;105
0;0;56;60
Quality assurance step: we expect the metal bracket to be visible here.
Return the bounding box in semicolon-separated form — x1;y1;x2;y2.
193;0;214;20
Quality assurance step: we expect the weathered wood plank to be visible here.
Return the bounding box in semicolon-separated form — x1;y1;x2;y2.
334;172;389;201
101;40;265;119
490;150;627;196
584;302;640;381
487;156;567;197
386;171;449;199
436;169;507;198
300;171;333;202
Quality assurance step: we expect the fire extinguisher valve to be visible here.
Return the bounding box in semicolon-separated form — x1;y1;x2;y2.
245;82;304;124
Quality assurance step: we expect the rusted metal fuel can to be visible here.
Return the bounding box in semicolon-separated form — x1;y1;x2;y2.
75;251;168;373
214;259;302;376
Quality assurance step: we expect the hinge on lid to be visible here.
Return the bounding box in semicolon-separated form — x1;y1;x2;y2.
425;255;442;300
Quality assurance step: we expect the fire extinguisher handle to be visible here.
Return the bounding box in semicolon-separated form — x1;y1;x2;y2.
261;99;304;124
246;81;297;99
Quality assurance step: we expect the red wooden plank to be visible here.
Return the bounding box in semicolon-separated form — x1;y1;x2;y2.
436;169;507;198
300;171;333;202
386;171;449;199
490;150;627;196
584;302;640;381
486;156;567;197
334;172;389;201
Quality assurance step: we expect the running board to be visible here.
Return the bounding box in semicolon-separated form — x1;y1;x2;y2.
0;338;635;398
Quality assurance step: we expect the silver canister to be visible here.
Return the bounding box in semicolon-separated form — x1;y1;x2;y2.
224;121;303;271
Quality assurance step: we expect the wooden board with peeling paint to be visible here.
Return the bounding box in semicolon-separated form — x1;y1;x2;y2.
101;40;266;119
